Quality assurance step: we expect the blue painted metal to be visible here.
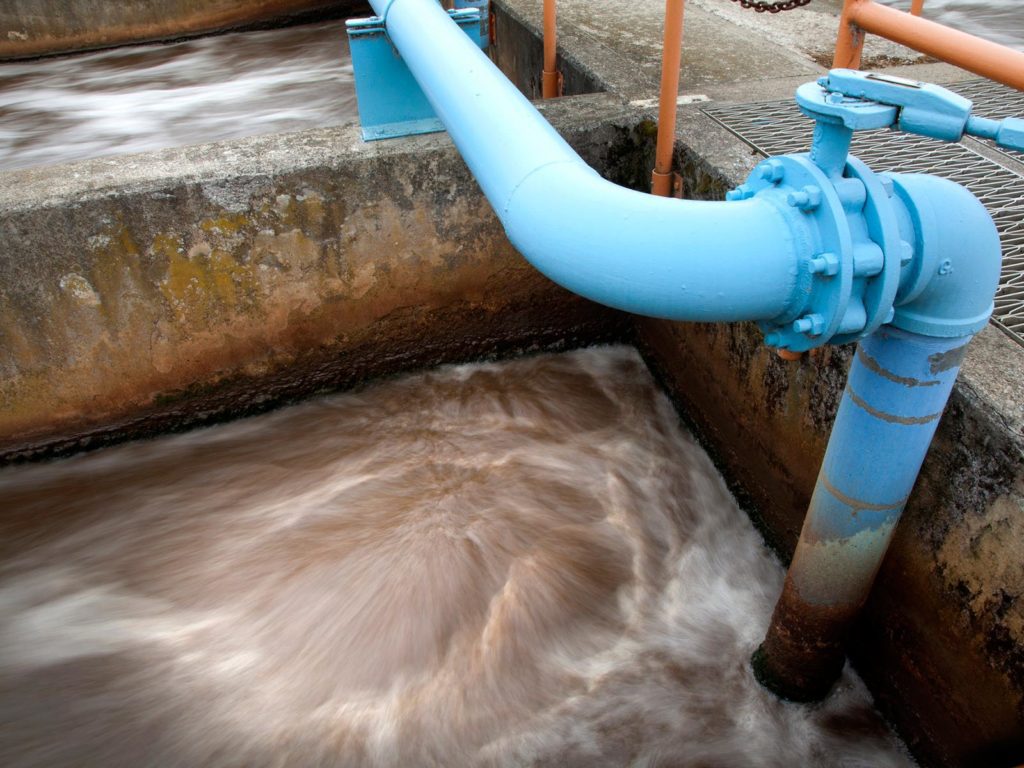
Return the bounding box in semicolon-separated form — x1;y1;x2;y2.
797;327;968;606
361;0;812;321
813;69;1024;152
754;326;983;701
453;0;489;49
752;81;1001;699
346;9;483;141
890;174;1002;337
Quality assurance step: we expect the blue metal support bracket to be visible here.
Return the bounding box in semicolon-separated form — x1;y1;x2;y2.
347;8;484;141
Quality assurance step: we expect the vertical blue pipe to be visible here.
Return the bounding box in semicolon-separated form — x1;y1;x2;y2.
754;326;970;700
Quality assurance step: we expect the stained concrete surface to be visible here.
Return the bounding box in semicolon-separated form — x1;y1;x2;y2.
0;95;652;461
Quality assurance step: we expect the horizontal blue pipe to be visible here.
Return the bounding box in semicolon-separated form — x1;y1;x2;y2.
368;0;804;322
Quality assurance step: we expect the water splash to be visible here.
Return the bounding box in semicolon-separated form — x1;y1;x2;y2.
0;347;914;766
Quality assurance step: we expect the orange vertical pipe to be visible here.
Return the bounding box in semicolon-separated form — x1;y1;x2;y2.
651;0;685;196
542;0;560;98
833;0;866;69
910;0;924;16
850;0;1024;91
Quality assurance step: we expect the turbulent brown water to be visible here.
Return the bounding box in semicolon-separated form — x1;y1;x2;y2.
0;20;355;171
0;346;913;767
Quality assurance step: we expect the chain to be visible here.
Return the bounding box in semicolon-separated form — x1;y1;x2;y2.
729;0;811;12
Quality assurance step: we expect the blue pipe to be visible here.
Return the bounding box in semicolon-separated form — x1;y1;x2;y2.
368;0;806;322
364;0;1004;702
754;173;1001;702
753;328;970;700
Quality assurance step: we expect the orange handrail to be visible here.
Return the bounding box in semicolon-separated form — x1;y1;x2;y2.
834;0;1024;91
542;0;561;98
652;0;686;196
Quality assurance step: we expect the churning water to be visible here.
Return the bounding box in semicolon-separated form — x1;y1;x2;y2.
0;20;355;171
0;347;914;767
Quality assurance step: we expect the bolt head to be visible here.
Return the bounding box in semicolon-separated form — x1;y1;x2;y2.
877;173;895;198
809;252;839;277
758;159;785;184
787;185;822;212
793;313;825;336
899;240;914;266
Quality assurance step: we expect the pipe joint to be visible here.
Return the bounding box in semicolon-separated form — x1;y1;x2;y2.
730;151;902;354
733;70;1002;355
889;173;1001;337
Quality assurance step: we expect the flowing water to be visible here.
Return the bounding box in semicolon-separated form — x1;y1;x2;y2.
0;20;355;171
0;347;914;767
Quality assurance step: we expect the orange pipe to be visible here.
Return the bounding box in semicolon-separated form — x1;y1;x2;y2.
833;0;867;69
836;0;1024;92
652;0;685;197
910;0;924;16
542;0;560;98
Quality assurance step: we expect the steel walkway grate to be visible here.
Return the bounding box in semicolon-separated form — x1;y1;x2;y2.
702;80;1024;347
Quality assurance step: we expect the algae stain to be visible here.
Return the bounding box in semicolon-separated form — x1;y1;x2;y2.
157;232;260;324
200;212;249;236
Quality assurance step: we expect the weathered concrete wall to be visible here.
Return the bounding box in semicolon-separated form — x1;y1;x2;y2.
0;0;366;60
0;95;654;463
489;1;607;99
633;103;1024;768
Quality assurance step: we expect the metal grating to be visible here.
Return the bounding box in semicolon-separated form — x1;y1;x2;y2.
703;85;1024;347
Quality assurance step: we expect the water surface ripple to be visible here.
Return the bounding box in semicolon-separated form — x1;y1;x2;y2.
0;347;913;767
0;20;355;171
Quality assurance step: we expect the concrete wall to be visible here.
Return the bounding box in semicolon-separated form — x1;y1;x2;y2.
0;0;367;59
0;96;657;463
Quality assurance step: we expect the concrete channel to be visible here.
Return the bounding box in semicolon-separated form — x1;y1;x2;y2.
1;1;1022;765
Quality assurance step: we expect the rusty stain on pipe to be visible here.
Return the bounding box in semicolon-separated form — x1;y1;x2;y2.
651;0;685;196
834;0;1024;92
542;0;561;98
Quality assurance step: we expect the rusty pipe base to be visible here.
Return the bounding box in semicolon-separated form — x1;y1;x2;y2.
751;584;851;702
753;327;971;703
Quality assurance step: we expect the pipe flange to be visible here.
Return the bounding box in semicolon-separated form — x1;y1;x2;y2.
736;155;854;353
829;157;903;345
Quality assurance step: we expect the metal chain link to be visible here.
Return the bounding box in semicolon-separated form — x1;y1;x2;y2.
729;0;811;13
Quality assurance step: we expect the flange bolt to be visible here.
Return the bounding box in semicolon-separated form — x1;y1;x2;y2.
787;186;822;211
793;313;826;336
809;252;839;277
758;159;786;184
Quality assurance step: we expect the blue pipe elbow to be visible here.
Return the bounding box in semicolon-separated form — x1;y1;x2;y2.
890;173;1002;338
